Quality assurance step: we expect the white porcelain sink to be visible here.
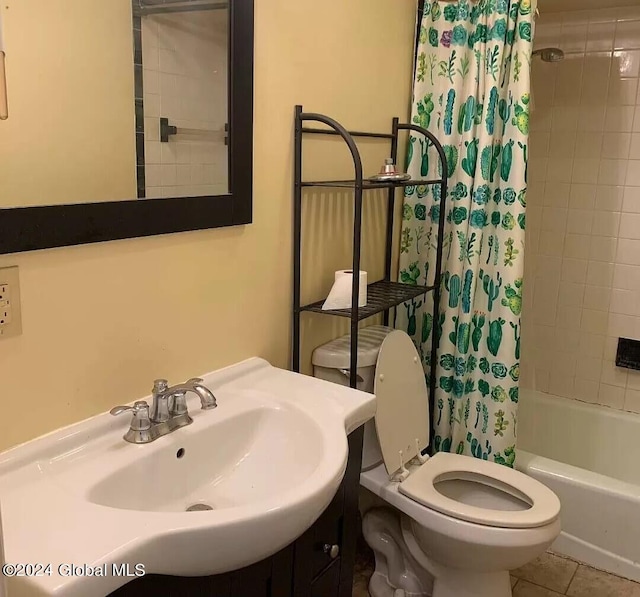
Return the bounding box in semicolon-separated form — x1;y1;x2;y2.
85;403;325;513
0;358;375;597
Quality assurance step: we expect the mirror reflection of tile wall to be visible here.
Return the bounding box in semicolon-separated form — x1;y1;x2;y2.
140;9;229;198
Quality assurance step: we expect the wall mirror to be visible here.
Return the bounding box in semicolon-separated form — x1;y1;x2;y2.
0;0;253;254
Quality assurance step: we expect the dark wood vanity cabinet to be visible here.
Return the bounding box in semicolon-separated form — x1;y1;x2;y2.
109;427;364;597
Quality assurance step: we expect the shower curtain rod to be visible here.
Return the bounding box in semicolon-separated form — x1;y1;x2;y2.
135;1;227;16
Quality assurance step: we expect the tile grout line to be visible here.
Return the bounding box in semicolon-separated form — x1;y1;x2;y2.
565;561;581;595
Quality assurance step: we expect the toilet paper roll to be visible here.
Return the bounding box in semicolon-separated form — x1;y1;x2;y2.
322;270;368;310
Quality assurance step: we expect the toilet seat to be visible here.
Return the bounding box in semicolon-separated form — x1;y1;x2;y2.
373;330;560;531
399;452;559;529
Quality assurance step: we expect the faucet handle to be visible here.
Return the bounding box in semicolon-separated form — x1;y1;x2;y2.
110;400;150;425
185;377;204;385
110;401;152;444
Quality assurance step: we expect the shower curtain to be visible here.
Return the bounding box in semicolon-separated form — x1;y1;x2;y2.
397;0;533;466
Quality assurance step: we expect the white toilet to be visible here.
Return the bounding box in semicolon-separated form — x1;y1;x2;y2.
314;327;561;597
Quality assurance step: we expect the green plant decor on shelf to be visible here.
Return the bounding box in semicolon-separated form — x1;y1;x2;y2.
397;0;533;467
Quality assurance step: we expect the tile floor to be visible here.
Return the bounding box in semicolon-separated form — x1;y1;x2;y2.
352;548;640;596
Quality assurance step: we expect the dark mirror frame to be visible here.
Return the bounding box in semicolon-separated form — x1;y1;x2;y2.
0;0;253;255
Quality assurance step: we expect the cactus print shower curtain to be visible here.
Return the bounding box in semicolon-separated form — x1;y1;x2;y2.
397;0;533;466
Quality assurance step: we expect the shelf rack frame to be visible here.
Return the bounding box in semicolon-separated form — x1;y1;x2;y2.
292;105;448;431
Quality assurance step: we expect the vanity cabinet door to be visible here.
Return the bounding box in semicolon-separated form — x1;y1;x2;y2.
293;426;364;597
311;559;341;597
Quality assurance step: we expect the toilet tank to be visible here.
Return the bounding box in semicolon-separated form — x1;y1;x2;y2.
312;325;393;470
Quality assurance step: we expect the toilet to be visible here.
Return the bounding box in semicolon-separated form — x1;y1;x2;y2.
314;327;561;597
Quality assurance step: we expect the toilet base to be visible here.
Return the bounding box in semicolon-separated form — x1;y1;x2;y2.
363;508;514;597
363;508;433;597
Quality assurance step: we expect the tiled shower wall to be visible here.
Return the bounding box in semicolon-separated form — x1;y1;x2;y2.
141;10;228;198
521;6;640;411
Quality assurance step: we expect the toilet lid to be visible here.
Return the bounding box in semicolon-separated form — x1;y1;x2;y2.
374;331;430;478
399;452;561;528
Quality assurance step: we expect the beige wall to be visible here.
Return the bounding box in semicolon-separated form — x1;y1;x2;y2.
0;0;417;451
0;0;137;207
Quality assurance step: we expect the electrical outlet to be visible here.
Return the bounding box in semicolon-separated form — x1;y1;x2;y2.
0;266;21;339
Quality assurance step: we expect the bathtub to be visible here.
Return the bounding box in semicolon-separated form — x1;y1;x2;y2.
516;389;640;582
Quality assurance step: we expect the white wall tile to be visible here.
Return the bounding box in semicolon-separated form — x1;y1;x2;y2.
615;23;640;52
549;159;575;183
587;22;615;52
544;183;570;208
598;383;626;408
582;308;608;333
599;159;628;184
578;332;605;357
605;105;635;131
622;186;640;212
610;288;638;314
625;160;640;185
572;159;598;184
595;185;624;211
614;50;640;78
550;131;577;158
617;238;640;264
576;356;603;381
602;133;631;158
591;210;621;236
540;231;565;256
589;235;618;261
583;285;611;311
558;281;585;307
601;360;628;387
566;209;594;234
619;213;640;237
569;184;595;210
627;369;640;390
604;335;620;360
575;132;603;158
624;388;640;412
586;260;614;286
562;258;589;283
573;379;600;403
607;312;637;337
609;77;639;106
613;263;640;290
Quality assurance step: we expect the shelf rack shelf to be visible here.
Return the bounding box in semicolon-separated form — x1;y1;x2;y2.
300;280;435;320
292;105;448;417
300;179;442;190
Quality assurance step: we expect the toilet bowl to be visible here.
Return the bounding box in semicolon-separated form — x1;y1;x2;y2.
358;330;561;597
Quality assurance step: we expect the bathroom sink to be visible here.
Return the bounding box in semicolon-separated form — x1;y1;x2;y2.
86;404;325;512
0;358;375;597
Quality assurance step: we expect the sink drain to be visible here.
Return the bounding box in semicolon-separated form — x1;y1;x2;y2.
186;503;214;512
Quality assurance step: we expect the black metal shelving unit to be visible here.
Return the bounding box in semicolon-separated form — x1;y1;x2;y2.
292;104;448;419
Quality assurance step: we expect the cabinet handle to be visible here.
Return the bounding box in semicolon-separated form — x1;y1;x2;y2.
323;543;339;559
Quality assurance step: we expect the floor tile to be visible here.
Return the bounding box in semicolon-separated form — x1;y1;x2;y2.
512;552;579;593
513;580;565;597
567;565;640;597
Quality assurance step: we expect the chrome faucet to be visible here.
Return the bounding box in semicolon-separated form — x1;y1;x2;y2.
110;377;217;444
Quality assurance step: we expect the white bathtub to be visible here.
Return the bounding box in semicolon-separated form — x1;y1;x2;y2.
517;389;640;582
